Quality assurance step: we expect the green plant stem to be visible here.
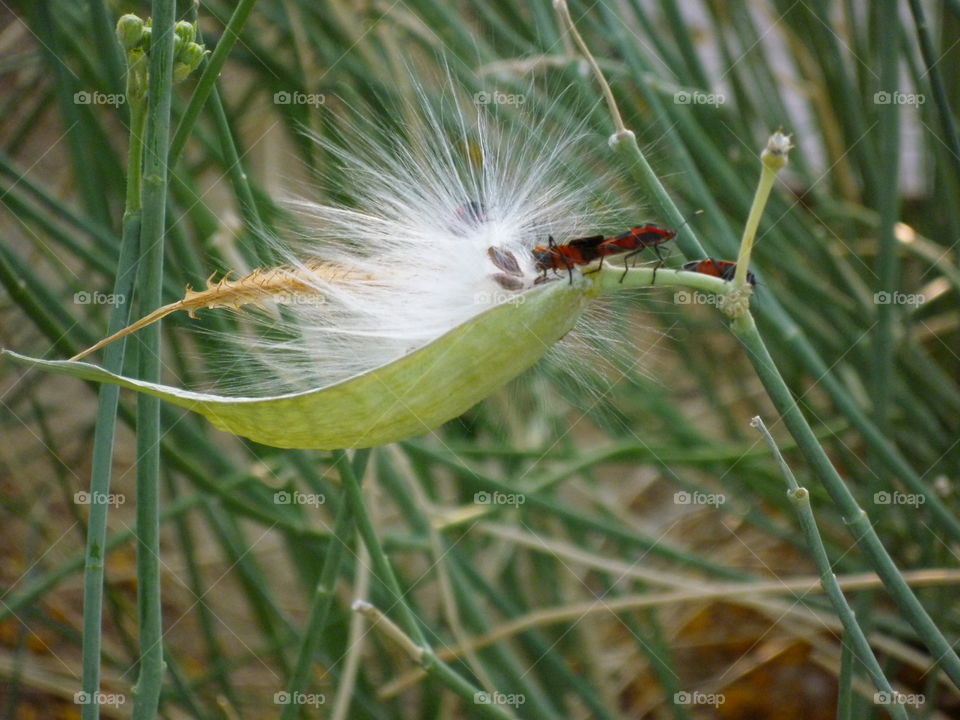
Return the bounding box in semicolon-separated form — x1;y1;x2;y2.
124;100;146;213
79;96;145;720
182;7;267;247
610;114;960;538
609;133;708;260
734;146;778;288
554;0;709;259
732;312;960;687
279;456;361;720
207;82;266;236
563;0;960;546
872;0;900;436
131;1;176;717
906;0;960;182
751;416;907;720
332;450;515;720
168;0;258;168
761;298;960;544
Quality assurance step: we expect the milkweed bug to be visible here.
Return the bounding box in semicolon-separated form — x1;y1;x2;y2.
682;258;757;286
595;224;677;281
532;234;606;284
531;224;678;284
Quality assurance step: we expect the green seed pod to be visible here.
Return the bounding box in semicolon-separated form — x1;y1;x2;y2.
3;267;731;450
6;282;589;449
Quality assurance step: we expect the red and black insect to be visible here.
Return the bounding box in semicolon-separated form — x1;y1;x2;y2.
682;258;757;286
532;223;678;284
532;234;607;283
594;224;677;281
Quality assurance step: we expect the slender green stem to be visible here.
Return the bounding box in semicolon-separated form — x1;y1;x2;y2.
124;101;146;212
279;472;358;720
131;1;176;717
734;135;789;288
596;34;959;539
168;0;258;168
906;0;960;182
733;313;960;687
553;0;626;133
206;81;266;236
353;600;518;720
554;0;708;259
333;450;516;720
333;451;426;643
872;0;901;436
79;106;144;720
609;133;708;260
751;416;908;720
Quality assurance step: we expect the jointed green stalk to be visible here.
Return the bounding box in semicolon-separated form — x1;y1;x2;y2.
131;1;177;716
555;0;708;260
559;3;960;690
79;47;146;720
734;310;960;686
872;0;901;438
333;450;516;720
752;416;907;720
727;140;960;686
563;2;960;548
279;452;365;720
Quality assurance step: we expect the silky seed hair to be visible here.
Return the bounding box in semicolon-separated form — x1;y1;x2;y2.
195;88;622;396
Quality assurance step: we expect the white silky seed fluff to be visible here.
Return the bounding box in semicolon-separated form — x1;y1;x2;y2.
205;92;617;397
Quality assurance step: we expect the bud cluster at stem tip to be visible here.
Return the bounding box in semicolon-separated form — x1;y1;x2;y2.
115;14;207;95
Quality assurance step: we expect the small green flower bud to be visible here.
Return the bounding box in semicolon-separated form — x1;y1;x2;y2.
140;25;152;52
762;131;793;171
116;14;144;51
173;43;206;83
174;20;196;45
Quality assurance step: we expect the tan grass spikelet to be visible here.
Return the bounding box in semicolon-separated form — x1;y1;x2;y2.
70;261;370;361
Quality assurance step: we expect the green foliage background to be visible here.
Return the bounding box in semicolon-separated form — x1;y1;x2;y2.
1;1;958;718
